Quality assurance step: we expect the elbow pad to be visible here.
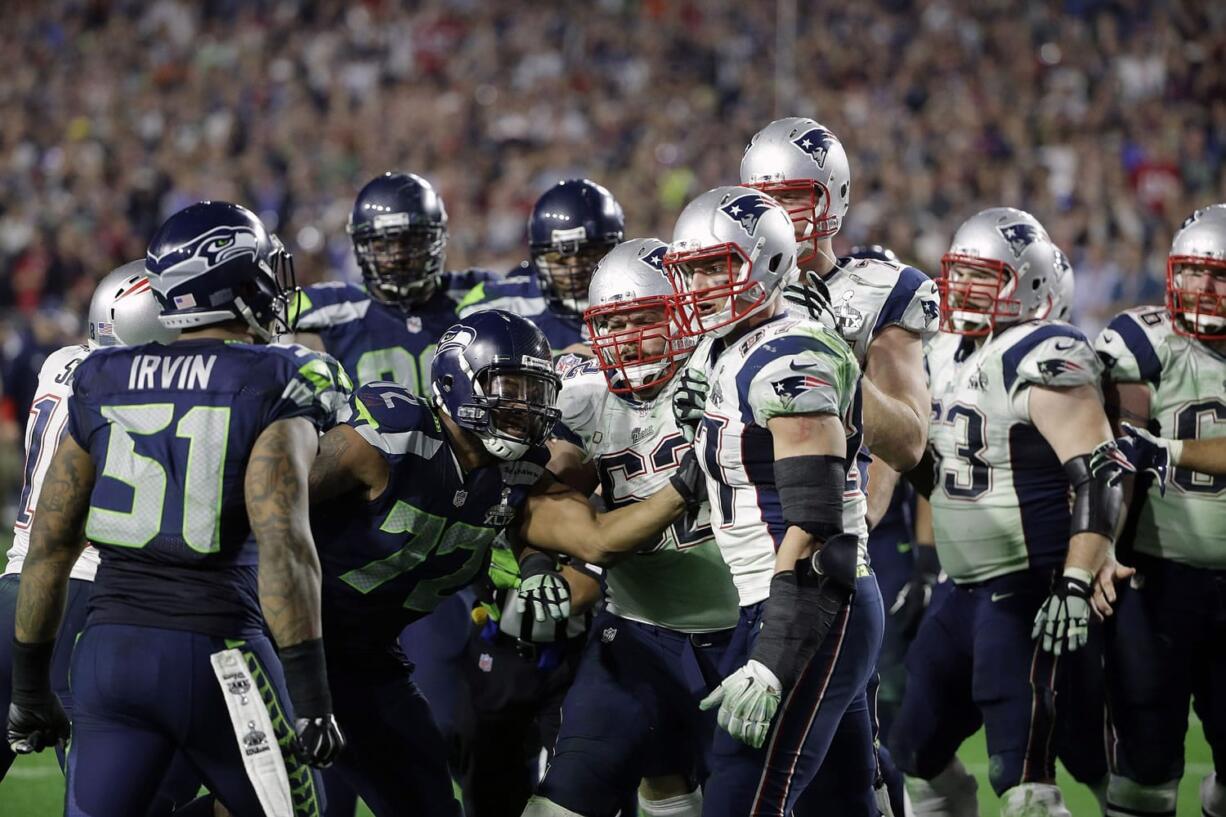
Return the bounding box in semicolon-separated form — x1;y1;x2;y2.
1063;445;1126;540
774;455;846;542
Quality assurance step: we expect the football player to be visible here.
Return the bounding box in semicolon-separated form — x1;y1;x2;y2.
888;207;1130;817
0;262;178;783
6;202;347;816
302;309;707;816
663;186;883;816
521;240;741;817
1092;204;1226;817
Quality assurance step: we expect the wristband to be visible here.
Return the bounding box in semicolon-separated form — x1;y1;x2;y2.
280;638;332;719
11;639;55;705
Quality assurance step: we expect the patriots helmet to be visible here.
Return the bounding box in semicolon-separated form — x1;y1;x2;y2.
432;309;562;461
939;207;1059;335
1167;203;1226;341
1037;244;1075;323
741;117;851;267
146;201;296;341
848;244;899;263
348;172;449;309
529;179;625;316
585;238;694;396
88;260;180;349
664;185;798;339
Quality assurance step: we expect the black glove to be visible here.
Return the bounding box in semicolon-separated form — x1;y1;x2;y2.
672;368;709;444
782;271;836;326
889;544;940;642
669;448;708;516
280;639;346;767
7;640;70;755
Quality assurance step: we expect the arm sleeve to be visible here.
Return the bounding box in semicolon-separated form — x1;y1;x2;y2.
264;347;350;431
747;331;859;427
875;265;940;340
340;382;440;460
289;283;371;331
1094;311;1161;387
550;362;605;459
1002;326;1103;420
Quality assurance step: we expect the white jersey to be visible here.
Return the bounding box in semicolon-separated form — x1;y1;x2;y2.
553;360;739;633
6;344;101;581
784;256;940;367
926;321;1102;583
1095;307;1226;568
691;314;864;607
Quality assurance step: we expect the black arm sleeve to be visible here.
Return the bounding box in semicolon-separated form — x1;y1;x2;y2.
774;455;846;541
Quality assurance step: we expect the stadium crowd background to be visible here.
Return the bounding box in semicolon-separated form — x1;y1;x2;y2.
0;0;1221;519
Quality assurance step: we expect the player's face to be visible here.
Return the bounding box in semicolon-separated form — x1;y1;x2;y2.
600;305;670;360
681;256;737;316
1175;264;1226;312
537;246;605;303
481;371;559;443
946;263;1002;311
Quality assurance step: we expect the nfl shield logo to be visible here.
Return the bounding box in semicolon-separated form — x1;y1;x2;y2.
406;316;422;333
478;653;494;672
453;490;468;507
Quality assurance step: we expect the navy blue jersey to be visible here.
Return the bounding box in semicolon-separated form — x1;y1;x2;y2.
292;270;494;394
455;263;586;352
314;382;550;650
67;339;345;637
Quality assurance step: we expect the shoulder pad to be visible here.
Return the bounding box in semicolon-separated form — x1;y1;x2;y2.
343;382;445;459
742;321;860;426
291;283;371;330
36;344;89;390
553;362;608;455
1001;322;1101;393
1094;307;1168;388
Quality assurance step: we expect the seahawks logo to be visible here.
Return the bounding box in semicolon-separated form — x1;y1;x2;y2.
437;326;477;355
148;225;261;278
997;223;1041;259
792;127;836;168
720;194;775;235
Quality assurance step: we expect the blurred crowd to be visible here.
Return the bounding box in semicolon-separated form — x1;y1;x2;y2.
0;0;1222;514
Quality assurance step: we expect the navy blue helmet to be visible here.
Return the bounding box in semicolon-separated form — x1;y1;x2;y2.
348;172;449;309
431;309;561;461
848;244;899;263
528;179;625;315
146;201;296;341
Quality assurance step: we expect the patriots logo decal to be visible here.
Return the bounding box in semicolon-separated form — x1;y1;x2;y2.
641;245;667;272
771;374;831;400
922;299;940;325
792;128;835;168
1037;358;1085;379
997;223;1041;259
720;194;775;235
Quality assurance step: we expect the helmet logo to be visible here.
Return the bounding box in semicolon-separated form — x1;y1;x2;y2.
720;193;774;235
149;225;260;278
791;128;835;168
997;223;1041;259
641;245;667;271
438;325;476;354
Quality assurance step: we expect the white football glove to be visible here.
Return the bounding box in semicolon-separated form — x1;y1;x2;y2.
672;367;709;443
1032;569;1093;655
699;659;782;748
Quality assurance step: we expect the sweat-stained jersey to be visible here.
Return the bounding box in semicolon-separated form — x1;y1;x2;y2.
552;359;739;633
6;344;100;581
291;269;492;394
689;314;863;607
1095;307;1226;568
66;340;345;637
313;382;550;652
456;263;587;352
926;321;1102;583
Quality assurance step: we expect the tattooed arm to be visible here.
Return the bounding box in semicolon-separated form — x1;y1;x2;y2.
307;423;388;504
14;436;94;643
246;417;323;648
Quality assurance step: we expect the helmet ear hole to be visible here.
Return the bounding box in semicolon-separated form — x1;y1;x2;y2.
768;253;783;272
441;374;453;392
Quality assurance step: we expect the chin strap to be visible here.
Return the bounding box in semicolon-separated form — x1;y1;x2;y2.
234;296;273;342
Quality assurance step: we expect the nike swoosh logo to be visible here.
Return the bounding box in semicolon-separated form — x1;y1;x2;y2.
990;592;1014;602
789;361;817;371
1053;339;1076;351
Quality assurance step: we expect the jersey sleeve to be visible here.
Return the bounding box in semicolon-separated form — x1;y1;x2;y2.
874;265;940;340
341;382;442;460
66;353;109;451
264;345;352;431
290;283;372;331
442;268;499;301
746;327;860;427
1094;309;1165;388
1001;324;1102;399
551;360;607;459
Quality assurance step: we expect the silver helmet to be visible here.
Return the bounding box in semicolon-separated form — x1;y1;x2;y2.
938;207;1059;335
1167;204;1226;340
585;239;693;395
664;186;798;339
88;260;180;349
740;117;851;266
1039;244;1075;322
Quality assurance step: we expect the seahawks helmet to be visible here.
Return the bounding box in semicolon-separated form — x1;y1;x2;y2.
584;239;693;396
1167;204;1226;341
528;179;625;316
348;172;448;309
741;117;851;267
146;201;296;341
938;207;1059;335
88;260;180;349
664;186;798;339
431;310;562;461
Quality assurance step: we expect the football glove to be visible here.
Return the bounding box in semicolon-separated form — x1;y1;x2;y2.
782;270;837;327
889;544;940;642
672;368;709;443
699;659;782;749
1032;569;1093;655
293;715;346;767
6;639;69;755
517;552;571;622
1118;423;1179;496
668;448;708;518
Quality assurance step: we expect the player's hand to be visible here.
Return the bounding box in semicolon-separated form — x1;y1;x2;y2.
1118;423;1174;495
783;270;836;326
517;552;571;622
1091;557;1136;619
7;694;70;755
889;544;940;642
293;714;346;767
1032;569;1092;655
699;660;782;749
672;368;708;443
668;448;708;516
